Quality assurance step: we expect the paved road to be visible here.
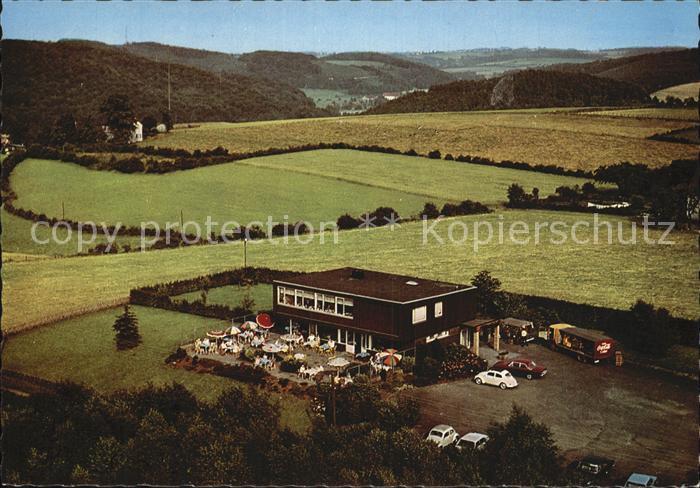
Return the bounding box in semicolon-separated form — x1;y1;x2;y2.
403;343;698;485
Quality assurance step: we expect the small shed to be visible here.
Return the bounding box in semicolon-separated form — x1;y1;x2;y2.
501;317;534;344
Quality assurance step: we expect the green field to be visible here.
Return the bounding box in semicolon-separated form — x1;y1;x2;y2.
146;108;698;171
301;89;355;108
10;154;430;229
4;210;697;334
1;208;144;256
174;283;273;311
9;150;594;234
2;305;310;431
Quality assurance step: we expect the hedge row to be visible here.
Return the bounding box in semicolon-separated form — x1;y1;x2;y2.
647;127;698;145
129;267;302;320
514;292;697;347
27;141;592;178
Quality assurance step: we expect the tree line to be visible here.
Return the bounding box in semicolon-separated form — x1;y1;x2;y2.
3;379;569;485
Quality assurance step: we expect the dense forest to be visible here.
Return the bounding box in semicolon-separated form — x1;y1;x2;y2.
546;48;699;93
2;40;324;142
368;69;648;114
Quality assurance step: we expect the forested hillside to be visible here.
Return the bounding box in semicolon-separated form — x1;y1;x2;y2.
547;48;699;93
368;69;648;114
2;40;323;142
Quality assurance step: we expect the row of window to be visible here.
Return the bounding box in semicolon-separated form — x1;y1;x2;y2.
412;301;443;324
278;286;442;324
277;287;354;318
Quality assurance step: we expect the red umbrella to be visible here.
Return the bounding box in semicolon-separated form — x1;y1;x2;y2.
382;352;402;367
256;313;274;330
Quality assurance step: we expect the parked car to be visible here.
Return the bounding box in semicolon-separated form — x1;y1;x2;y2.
425;424;459;448
491;357;547;380
474;369;518;389
568;455;615;485
624;473;657;487
455;432;489;451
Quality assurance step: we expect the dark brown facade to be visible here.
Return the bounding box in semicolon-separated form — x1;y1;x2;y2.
272;268;477;353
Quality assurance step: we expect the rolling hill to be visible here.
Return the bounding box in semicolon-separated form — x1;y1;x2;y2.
368;69;648;114
123;43;454;95
546;48;699;93
394;47;687;80
1;39;324;141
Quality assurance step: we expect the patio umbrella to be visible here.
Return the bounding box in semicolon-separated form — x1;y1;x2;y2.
256;313;274;330
328;357;350;368
382;352;402;367
241;321;258;331
228;325;241;335
207;330;226;339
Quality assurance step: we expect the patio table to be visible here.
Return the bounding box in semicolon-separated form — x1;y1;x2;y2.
262;343;281;353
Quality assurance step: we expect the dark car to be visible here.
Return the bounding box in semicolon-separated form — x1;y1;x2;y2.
568;455;616;485
491;357;547;380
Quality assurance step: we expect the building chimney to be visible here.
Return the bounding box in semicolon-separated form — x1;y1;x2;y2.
351;269;365;279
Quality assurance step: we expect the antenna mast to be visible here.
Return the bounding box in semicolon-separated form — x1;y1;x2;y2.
167;63;171;112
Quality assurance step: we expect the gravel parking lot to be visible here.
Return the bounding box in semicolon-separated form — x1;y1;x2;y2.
403;343;698;485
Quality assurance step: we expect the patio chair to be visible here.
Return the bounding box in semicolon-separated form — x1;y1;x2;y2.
303;335;316;348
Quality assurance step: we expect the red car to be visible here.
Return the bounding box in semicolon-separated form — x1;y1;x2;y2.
491;357;547;380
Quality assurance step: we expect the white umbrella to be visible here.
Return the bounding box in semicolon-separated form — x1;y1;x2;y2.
280;333;301;343
328;357;350;368
228;325;241;335
241;320;258;331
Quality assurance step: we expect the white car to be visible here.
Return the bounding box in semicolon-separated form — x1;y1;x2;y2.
456;432;489;451
624;473;657;487
425;424;459;448
474;369;518;389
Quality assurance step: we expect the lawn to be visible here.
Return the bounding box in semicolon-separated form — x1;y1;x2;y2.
174;283;273;311
8;150;594;234
1;208;143;256
3;209;697;334
1;305;311;432
146;108;698;171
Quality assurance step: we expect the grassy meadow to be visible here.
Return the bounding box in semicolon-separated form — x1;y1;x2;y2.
4;210;697;334
146;108;698;171
651;82;700;102
174;283;273;311
9;150;594;233
1;305;310;431
1;208;144;256
581;107;699;121
10;154;429;228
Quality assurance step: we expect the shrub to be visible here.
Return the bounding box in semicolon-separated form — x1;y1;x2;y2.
439;344;487;380
280;356;306;373
211;362;269;385
369;206;400;226
164;347;187;364
337;213;361;230
427;149;441;159
420;202;440;220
